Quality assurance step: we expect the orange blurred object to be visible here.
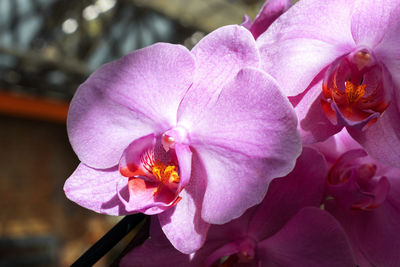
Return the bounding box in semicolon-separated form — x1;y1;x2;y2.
0;91;69;123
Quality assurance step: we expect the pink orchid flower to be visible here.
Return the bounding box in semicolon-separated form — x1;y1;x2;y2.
313;129;400;266
242;0;292;40
257;0;400;167
64;25;301;253
120;148;356;267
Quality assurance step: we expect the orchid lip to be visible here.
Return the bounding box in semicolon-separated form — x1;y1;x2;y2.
321;50;391;130
117;134;184;214
135;145;181;193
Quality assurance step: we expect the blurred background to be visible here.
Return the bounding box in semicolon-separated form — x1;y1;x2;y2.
0;0;264;265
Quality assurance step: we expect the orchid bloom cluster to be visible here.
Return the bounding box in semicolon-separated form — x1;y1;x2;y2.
63;0;400;266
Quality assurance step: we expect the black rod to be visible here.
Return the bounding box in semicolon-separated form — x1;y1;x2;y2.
71;213;146;267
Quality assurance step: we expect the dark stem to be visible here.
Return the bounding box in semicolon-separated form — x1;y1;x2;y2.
71;213;147;267
110;216;151;266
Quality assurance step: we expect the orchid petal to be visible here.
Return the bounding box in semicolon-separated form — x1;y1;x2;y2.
249;0;292;40
348;102;400;168
191;68;300;159
257;207;355;267
351;0;398;48
326;174;400;266
248;147;327;239
325;153;369;211
64;163;128;215
174;143;192;192
330;100;380;130
68;43;195;169
203;242;239;267
118;177;175;215
120;217;193;267
196;146;278;225
177;25;259;129
158;194;210;254
241;14;252;30
159;156;209;254
120;217;226;267
119;134;155;178
205;207;257;243
116;134;182;215
375;4;400;107
312;128;362;164
292;80;343;144
260;39;353;97
257;0;355;96
189;68;300;224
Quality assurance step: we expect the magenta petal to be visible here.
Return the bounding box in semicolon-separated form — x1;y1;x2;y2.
330;100;380;130
68;43;195;169
326;175;400;266
348;103;400;168
189;68;300;224
196;146;280;225
191;68;300;159
257;0;355;96
258;0;354;43
241;14;252;30
312;128;363;164
293;81;343;144
203;242;239;267
120;217;193;267
370;176;390;208
158;149;208;254
259;38;352;97
174;143;192;191
118;177;173;215
159;178;209;254
248;147;327;239
177;25;259;128
120;217;223;267
249;0;291;40
119;134;155;178
64;163;128;215
117;134;179;215
351;0;398;48
257;207;355;267
375;4;400;93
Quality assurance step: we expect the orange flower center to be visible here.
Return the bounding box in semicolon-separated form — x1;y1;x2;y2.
321;50;390;128
344;80;366;104
149;159;180;196
151;160;180;185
